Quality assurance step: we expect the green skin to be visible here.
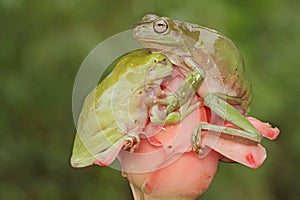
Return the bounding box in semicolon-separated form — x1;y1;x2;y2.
132;14;262;154
71;50;177;167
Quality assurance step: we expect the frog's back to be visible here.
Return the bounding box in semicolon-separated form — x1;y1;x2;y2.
93;50;151;129
95;50;151;98
71;50;152;167
183;22;252;110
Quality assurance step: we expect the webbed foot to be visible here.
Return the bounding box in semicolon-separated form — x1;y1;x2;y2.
123;132;140;153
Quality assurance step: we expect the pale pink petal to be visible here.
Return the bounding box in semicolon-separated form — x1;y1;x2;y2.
223;117;280;140
246;117;280;140
204;133;266;168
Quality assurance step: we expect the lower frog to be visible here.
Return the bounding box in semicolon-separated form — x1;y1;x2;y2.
71;50;172;167
71;50;200;168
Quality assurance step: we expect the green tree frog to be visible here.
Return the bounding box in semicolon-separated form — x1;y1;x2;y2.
70;49;200;167
132;14;262;153
71;50;175;167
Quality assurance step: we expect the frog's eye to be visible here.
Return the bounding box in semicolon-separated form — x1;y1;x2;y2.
153;19;168;33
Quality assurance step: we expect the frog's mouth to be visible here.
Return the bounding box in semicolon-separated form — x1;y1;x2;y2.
132;31;177;50
135;40;190;59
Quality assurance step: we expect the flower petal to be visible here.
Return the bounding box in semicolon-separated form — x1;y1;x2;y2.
204;133;267;168
212;115;280;168
246;117;280;140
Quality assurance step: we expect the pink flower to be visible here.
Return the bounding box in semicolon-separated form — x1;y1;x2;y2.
118;104;279;199
119;106;221;200
116;73;280;199
89;70;280;199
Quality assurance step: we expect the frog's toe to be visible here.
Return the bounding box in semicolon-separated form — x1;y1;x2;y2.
191;125;205;155
164;112;181;125
124;132;140;153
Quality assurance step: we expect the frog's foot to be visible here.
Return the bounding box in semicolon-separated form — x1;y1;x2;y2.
191;124;206;156
147;93;180;125
149;105;169;126
123;132;140;153
150;100;200;126
150;102;186;126
164;96;201;124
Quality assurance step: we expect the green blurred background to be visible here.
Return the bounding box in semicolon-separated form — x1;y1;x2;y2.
1;0;299;199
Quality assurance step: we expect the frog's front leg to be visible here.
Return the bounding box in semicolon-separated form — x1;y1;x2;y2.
191;93;263;154
183;57;206;78
150;97;201;125
149;70;204;125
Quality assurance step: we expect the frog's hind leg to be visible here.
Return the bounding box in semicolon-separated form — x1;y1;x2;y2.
192;122;261;155
192;93;262;149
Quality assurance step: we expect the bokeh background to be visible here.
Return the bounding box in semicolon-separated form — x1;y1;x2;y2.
1;0;299;199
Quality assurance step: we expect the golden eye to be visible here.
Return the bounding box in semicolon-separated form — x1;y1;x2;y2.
153;19;168;33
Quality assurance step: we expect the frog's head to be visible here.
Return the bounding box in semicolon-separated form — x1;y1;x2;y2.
144;53;174;81
132;14;195;56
